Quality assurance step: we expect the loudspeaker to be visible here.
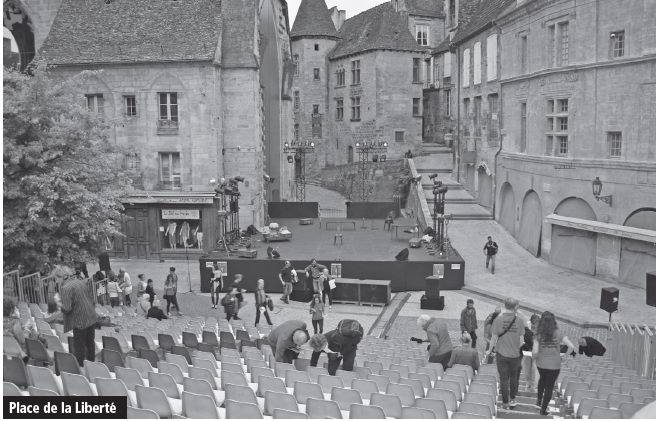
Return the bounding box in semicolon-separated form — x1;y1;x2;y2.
360;282;391;305
420;294;445;310
332;282;359;303
98;252;111;272
600;287;619;313
425;275;441;299
290;290;312;303
647;272;656;307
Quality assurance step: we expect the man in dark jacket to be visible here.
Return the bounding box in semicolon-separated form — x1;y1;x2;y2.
578;337;606;357
309;323;362;375
460;299;478;348
483;236;499;274
147;300;168;321
268;320;309;363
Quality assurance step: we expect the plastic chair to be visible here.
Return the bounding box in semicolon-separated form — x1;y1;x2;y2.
427;388;458;412
589;407;623;419
565;381;590;401
349;403;386;419
221;370;248;390
380;369;401;383
26;364;61;394
619;401;645;418
153;362;182;385
225;383;260;409
182;377;222;406
225;399;263;419
631;388;655;402
441;374;467;395
171;346;193;365
257;375;287;398
273;408;309;419
251;366;275;383
222;361;244;374
4;381;25;396
188;366;218;390
182;332;199;349
26;338;53;366
246;357;268;371
387;382;416;406
408;372;432;389
54;351;80;376
148;372;181;399
424;363;445;379
274;362;295;377
135;385;176;418
364;360;383;375
201;331;219;347
28;386;60;396
571;389;598;412
577;397;609;418
43;334;67;353
608;393;633;409
332;386;362;411
401;406;434;419
414;397;449;419
367;374;390;393
306;397;342;419
433;380;463;400
469;382;496;397
335;370;358;386
101;348;125;372
102;335;124;355
61;371;95;396
351;378;379;400
400;377;426;398
125;356;153;378
286;369;311;388
456;402;492;418
370;392;403;418
620;382;643;395
131;334;150;352
116;366;145;391
4;355;29;389
353;366;372;379
450;365;474;382
390;363;410;378
181;390;219;419
138;349;160;368
126;406;159;419
598;384;621;400
294;381;324;404
264;390;299;415
451;412;487;419
307;366;329;383
463;392;496;416
4;336;26;359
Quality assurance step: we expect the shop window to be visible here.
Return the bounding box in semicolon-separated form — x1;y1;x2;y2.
161;211;203;249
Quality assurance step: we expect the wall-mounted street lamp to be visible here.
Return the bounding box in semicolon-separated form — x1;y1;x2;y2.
592;177;612;207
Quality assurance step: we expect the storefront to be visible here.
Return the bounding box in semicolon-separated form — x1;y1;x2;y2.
103;192;220;260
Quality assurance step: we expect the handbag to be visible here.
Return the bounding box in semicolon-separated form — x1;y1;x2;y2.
266;296;274;311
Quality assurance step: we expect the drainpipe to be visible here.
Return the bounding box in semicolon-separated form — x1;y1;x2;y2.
455;44;461;182
492;22;502;219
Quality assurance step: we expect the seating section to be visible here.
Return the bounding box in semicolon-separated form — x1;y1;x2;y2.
5;300;656;420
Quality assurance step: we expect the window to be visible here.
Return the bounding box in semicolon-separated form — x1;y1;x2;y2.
350;96;361;120
158;93;178;121
336;67;345;87
520;102;527;152
86;94;104;114
448;0;456;27
488;94;499;139
413;98;421;116
336;98;344;120
473;42;481;85
312;112;322;138
124;95;137;116
445;90;452;117
463;98;470;136
520;34;528;73
293;54;299;75
607;132;622;157
432;59;439;84
444;52;452;77
313;68;320;80
351;60;360;85
314;43;319;51
293;91;300;110
486;34;497;81
312;104;320;115
473;96;482;136
413;58;422;83
610;31;624;58
416;24;429;46
294;124;299;141
159;152;181;190
462;49;470;87
546;98;569;156
395;131;405;142
548;21;569;67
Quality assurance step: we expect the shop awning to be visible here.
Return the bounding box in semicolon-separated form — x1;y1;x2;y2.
124;191;216;205
546;214;656;243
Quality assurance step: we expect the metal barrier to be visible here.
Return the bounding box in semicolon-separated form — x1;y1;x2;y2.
608;322;656;379
319;207;347;219
18;273;44;304
94;279;109;306
40;275;60;304
3;270;20;298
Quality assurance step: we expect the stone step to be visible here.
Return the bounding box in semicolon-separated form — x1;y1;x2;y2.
416;168;452;174
420;144;452;154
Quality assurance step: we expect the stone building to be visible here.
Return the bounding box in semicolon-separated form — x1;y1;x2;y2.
495;0;656;285
291;0;444;178
36;0;294;259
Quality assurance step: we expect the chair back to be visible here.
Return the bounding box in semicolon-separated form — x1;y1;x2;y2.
386;382;416;406
401;406;434;419
251;366;275;383
285;369;310;388
3;336;26;359
4;355;28;389
264;390;299;415
182;391;219;419
305;397;342;419
182;331;199;349
399;377;426;397
148;372;180;399
225;399;263;419
43;334;66;353
165;353;189;374
589;407;623;419
3;381;23;396
272;408;309;419
126;406;158;419
457;402;492;418
427;388;458;412
102;335;122;354
257;375;287;397
115;366;145;391
131;334;150;351
61;372;93;396
189;366;218;389
370;392;403;418
331;386;362;410
28;386;59;396
26;364;60;394
135;385;173;419
415;397;449;418
293;381;324;404
349;403;386;419
351;378;379;400
221;370;248;389
101;349;124;372
171;345;192;365
26;338;51;365
157;333;175;352
54;351;80;376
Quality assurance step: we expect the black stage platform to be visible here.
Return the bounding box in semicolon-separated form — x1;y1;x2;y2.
199;218;465;294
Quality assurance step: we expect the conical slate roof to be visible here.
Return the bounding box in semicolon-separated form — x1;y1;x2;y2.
291;0;339;40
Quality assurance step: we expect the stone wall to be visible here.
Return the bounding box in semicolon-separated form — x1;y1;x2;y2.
320;159;407;202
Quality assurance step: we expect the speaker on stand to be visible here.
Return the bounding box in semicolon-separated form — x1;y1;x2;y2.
421;275;445;310
600;287;619;322
646;272;656;307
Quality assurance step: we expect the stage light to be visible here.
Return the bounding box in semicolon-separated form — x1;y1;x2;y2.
372;154;379;162
284;142;289;148
356;141;360;147
380;154;387;162
287;155;294;163
428;173;439;180
383;141;388;147
233;176;245;183
310;142;315;148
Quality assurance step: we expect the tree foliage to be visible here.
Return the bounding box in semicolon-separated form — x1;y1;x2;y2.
3;63;134;272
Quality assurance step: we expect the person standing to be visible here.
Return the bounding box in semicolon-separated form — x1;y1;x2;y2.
486;297;526;410
416;315;453;370
221;288;239;321
267;320;309;363
107;275;122;307
136;274;147;300
163;267;180;315
210;262;223;309
321;268;333;309
305;258;327;295
483;236;499;274
533;311;577;416
144;279;156;306
278;261;295;304
521;314;540;392
309;294;325;334
118;268;132;306
483;307;501;351
578;337;606;357
228;274;244;320
460;299;478;348
60;268;98;366
254;279;273;326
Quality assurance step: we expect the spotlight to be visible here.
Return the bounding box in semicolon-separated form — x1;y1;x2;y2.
372;154;379;162
310;142;315;148
233;176;245;183
287;155;294;163
284;142;290;148
383;141;388;147
264;173;272;183
294;153;301;163
380;154;387;162
412;175;422;184
355;142;360;147
428;173;439;180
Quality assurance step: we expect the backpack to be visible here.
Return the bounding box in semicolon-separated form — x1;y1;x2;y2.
395;248;409;261
337;319;363;342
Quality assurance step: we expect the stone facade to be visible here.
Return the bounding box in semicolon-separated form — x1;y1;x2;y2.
495;0;656;284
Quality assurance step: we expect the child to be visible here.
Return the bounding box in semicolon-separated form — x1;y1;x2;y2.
254;279;273;326
107;276;122;307
309;294;325;334
144;279;156;306
136;274;147;300
221;288;239;321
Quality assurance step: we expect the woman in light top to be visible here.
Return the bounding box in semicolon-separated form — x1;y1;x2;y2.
309;294;325;334
210;262;223;309
532;311;576;416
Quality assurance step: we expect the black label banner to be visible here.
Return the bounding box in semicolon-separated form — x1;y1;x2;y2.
4;396;127;419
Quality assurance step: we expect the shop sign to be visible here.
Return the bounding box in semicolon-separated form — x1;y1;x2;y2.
162;209;200;219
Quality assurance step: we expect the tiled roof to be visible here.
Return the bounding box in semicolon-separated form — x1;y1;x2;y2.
328;2;427;60
290;0;338;39
39;0;222;65
433;38;452;54
451;0;515;45
220;0;258;68
406;0;445;18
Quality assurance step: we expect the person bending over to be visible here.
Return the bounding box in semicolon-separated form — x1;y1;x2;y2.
578;336;606;357
309;320;363;375
447;332;480;372
415;315;453;370
268;320;309;363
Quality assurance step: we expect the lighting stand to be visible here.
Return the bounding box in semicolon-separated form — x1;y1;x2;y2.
431;179;449;253
355;139;388;202
284;140;316;202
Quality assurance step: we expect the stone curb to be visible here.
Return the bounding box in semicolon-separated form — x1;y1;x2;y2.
370;292;411;338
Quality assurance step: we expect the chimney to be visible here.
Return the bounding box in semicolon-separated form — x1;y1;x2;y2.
338;10;345;30
330;6;345;31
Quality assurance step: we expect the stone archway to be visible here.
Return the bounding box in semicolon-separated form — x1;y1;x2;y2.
620;208;656;287
517;190;542;257
498;182;515;236
4;0;34;71
550;197;597;274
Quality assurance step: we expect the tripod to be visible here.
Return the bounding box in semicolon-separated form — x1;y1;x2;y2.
182;244;194;294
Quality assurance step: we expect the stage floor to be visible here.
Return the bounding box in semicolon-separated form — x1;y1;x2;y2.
235;218;459;262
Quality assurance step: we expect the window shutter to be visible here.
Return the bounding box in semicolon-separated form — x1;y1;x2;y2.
487;34;498;81
462;49;470;87
473;42;481;85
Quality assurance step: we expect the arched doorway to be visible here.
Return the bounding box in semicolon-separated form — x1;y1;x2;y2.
347;146;354;164
517;190;542;257
3;0;34;72
477;166;493;209
619;208;656;287
498;182;515;236
550;197;597;274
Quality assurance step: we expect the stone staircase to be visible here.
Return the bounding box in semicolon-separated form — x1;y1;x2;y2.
495;375;565;419
415;144;493;220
